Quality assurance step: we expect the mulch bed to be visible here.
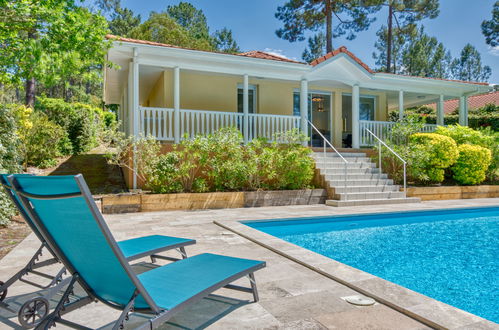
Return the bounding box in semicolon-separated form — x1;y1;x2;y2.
0;216;30;260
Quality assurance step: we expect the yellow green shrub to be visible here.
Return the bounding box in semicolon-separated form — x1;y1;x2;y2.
408;133;459;183
452;144;492;185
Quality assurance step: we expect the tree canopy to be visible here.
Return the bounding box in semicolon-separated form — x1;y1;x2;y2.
482;1;499;47
0;0;111;106
450;44;492;82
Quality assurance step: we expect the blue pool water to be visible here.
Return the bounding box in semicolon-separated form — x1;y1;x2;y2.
245;207;499;322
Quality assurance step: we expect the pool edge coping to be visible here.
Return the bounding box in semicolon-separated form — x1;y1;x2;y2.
214;206;498;330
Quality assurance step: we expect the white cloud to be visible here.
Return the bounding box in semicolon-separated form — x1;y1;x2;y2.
263;48;298;61
488;46;499;56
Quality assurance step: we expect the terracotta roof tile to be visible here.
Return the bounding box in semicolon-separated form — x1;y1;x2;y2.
426;91;499;114
106;34;305;64
310;46;374;73
237;50;303;64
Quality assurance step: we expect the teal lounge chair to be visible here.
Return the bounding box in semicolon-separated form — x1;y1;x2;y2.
0;174;195;328
9;174;265;329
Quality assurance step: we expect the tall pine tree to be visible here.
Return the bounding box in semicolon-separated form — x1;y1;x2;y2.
275;0;380;59
450;44;492;82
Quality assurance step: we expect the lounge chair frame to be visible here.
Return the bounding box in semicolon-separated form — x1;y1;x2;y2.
10;175;264;330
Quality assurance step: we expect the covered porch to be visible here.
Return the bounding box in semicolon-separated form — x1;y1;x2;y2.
104;38;491;149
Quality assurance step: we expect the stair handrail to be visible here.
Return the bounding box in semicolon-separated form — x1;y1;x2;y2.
308;120;348;197
365;128;407;193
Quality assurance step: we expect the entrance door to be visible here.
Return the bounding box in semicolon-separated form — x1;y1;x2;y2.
341;94;376;147
293;92;332;147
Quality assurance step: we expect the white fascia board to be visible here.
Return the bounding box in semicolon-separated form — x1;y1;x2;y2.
111;42;310;80
372;73;492;96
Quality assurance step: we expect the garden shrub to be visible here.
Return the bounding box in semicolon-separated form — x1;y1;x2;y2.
0;105;22;226
267;129;313;190
36;97;105;154
451;144;492;185
108;128;314;193
11;105;67;168
435;125;497;182
478;127;499;182
408;133;459;183
435;125;491;146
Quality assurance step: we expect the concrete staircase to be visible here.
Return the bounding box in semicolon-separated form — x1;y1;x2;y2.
313;152;420;207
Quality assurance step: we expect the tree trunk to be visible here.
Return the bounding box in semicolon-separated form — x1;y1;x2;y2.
25;77;36;108
25;30;37;107
386;5;393;73
325;0;333;53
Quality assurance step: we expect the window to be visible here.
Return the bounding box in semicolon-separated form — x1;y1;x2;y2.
237;84;257;113
359;96;375;121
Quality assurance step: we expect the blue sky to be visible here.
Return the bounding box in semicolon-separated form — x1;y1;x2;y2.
121;0;499;83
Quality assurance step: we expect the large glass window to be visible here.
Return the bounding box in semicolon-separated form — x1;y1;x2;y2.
237;84;257;113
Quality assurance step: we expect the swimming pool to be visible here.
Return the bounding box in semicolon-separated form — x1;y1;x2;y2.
245;206;499;323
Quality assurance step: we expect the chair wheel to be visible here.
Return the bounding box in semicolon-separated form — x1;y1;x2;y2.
0;281;7;302
18;297;49;329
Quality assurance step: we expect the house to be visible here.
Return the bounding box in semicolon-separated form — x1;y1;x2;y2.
425;90;499;114
103;35;492;187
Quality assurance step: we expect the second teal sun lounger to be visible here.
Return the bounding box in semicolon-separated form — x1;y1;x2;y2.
9;174;265;329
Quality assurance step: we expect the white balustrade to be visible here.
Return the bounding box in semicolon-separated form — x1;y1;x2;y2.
248;113;301;141
139;107;175;141
138;107;301;142
359;120;440;146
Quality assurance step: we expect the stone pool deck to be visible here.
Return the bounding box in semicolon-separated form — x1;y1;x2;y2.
0;198;498;329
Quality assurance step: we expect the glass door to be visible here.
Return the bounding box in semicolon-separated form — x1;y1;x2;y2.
293;92;331;147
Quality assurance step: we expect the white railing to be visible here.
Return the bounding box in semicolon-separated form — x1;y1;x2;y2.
359;120;439;146
179;109;244;139
365;128;407;192
308;120;348;196
248;113;301;141
139;107;175;141
138;107;301;142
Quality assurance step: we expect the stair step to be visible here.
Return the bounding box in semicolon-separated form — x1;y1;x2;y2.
325;173;388;180
332;185;400;193
326;197;421;207
320;168;381;175
312;152;366;157
315;163;376;169
313;156;371;163
334;191;406;200
326;179;394;186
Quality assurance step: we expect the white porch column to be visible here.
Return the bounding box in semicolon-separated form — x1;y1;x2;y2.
243;74;249;143
173;66;180;143
128;47;139;189
300;79;309;145
398;90;404;120
352;84;360;149
459;95;468;126
437;94;445;126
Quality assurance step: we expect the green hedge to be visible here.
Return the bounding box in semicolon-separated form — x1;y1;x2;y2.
35;97;107;154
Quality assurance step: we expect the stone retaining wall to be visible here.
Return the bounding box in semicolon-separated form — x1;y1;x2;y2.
101;189;326;214
407;185;499;201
